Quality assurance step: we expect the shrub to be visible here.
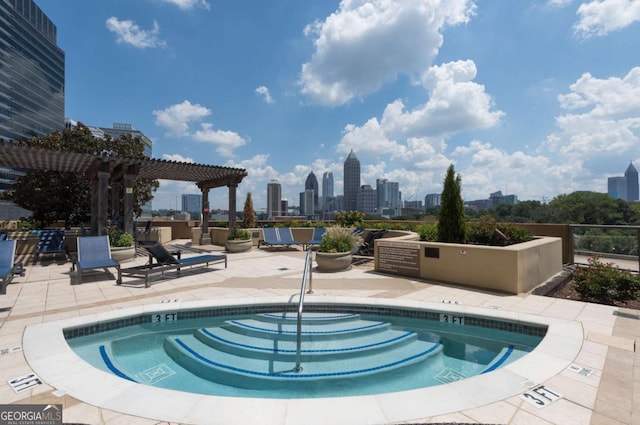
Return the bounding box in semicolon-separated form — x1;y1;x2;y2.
335;211;365;228
241;193;255;229
227;227;251;240
437;165;465;243
318;226;362;253
104;227;134;247
416;222;438;241
573;256;640;304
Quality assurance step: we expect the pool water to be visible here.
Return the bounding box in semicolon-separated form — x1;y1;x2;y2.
68;312;543;399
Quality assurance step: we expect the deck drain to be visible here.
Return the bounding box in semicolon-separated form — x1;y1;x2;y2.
568;363;593;377
8;372;43;393
0;345;21;356
278;267;289;271
613;310;640;320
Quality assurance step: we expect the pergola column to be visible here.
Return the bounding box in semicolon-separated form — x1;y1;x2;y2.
199;187;211;245
111;180;122;226
123;171;136;235
228;182;238;231
90;170;110;235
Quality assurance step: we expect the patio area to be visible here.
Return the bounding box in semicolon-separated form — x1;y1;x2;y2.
0;240;638;425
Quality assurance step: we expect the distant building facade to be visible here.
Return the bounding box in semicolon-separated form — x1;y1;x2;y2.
425;193;441;209
305;171;319;212
181;194;202;216
267;179;281;219
376;179;400;217
322;171;334;212
343;150;361;212
356;184;377;215
0;0;65;191
608;162;639;202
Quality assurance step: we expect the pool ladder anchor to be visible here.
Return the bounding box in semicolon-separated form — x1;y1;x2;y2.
294;249;313;373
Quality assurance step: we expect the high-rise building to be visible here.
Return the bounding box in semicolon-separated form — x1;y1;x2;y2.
322;171;334;211
356;184;377;215
376;179;400;217
305;171;319;212
343;150;361;211
608;176;627;200
425;193;441;209
300;189;315;216
0;0;65;189
625;162;639;201
181;194;202;216
267;179;281;219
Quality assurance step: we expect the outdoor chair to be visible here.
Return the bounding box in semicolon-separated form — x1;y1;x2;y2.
1;239;25;295
356;229;388;256
0;231;7;241
72;236;120;284
117;242;227;287
33;229;67;264
304;227;326;251
258;227;303;249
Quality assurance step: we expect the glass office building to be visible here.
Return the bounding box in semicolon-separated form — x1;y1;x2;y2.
0;0;65;189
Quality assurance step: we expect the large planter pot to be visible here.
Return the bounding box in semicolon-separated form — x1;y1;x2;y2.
110;245;136;263
225;239;252;253
316;251;353;272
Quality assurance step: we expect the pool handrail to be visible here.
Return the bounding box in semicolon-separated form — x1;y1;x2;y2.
295;249;313;372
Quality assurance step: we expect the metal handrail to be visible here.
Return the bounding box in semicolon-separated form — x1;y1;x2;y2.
294;249;313;372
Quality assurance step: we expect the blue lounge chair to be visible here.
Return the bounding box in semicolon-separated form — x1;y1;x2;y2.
259;228;302;249
118;242;227;287
33;229;66;264
304;227;326;250
1;239;24;295
0;231;7;241
73;236;120;284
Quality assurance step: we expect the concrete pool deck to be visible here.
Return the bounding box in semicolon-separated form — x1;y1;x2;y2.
0;240;638;425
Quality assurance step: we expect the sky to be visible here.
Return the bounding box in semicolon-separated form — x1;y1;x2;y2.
36;0;640;212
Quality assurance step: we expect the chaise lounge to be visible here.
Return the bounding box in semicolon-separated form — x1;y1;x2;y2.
1;239;25;295
117;242;227;287
303;227;326;251
258;227;303;249
72;236;121;284
33;229;67;264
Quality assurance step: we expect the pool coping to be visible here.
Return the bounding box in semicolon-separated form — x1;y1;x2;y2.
23;296;584;425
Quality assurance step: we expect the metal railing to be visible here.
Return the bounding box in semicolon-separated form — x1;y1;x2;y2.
294;249;313;373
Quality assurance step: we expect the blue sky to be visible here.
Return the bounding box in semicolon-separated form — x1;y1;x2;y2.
37;0;640;211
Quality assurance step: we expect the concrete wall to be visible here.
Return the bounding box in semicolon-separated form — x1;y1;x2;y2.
375;236;562;294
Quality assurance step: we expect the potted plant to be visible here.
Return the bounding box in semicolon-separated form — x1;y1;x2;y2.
104;226;136;262
316;226;362;272
225;227;252;253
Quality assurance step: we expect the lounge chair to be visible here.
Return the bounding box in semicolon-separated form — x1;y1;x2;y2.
258;228;303;249
117;242;227;287
356;229;388;255
73;236;120;284
0;231;7;241
1;240;25;295
33;229;67;264
304;227;326;251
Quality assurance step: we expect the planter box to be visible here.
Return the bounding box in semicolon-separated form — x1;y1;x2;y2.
316;251;353;272
225;239;252;253
374;237;562;294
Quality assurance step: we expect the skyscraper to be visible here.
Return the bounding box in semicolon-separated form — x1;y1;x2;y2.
267;179;281;219
608;177;627;200
0;0;65;189
376;178;400;216
181;194;202;216
625;162;639;201
343;150;361;212
305;171;319;212
322;171;334;211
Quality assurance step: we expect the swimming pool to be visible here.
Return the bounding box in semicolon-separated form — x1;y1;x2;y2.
23;297;583;424
66;307;544;398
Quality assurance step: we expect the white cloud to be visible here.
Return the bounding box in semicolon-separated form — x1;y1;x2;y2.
548;0;573;7
157;0;210;10
545;67;640;160
573;0;640;38
192;123;249;157
255;86;274;103
162;153;194;163
299;0;476;105
105;17;166;48
337;60;503;162
153;100;211;137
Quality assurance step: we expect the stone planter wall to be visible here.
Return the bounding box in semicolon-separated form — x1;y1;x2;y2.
374;236;562;294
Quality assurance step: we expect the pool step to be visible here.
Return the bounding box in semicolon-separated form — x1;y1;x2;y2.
256;312;362;325
164;334;442;389
163;312;443;388
194;326;417;360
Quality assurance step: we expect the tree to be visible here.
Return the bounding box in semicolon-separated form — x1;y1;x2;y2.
2;123;159;228
437;164;466;243
547;191;639;225
242;192;255;228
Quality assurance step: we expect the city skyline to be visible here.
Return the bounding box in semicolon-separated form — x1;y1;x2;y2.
35;1;640;211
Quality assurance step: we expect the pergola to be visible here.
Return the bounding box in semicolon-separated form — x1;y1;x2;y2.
0;142;248;244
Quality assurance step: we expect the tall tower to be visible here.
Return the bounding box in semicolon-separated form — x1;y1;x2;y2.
305;171;319;211
267;179;281;219
625;162;639;201
343;150;361;211
0;0;65;189
322;171;334;211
